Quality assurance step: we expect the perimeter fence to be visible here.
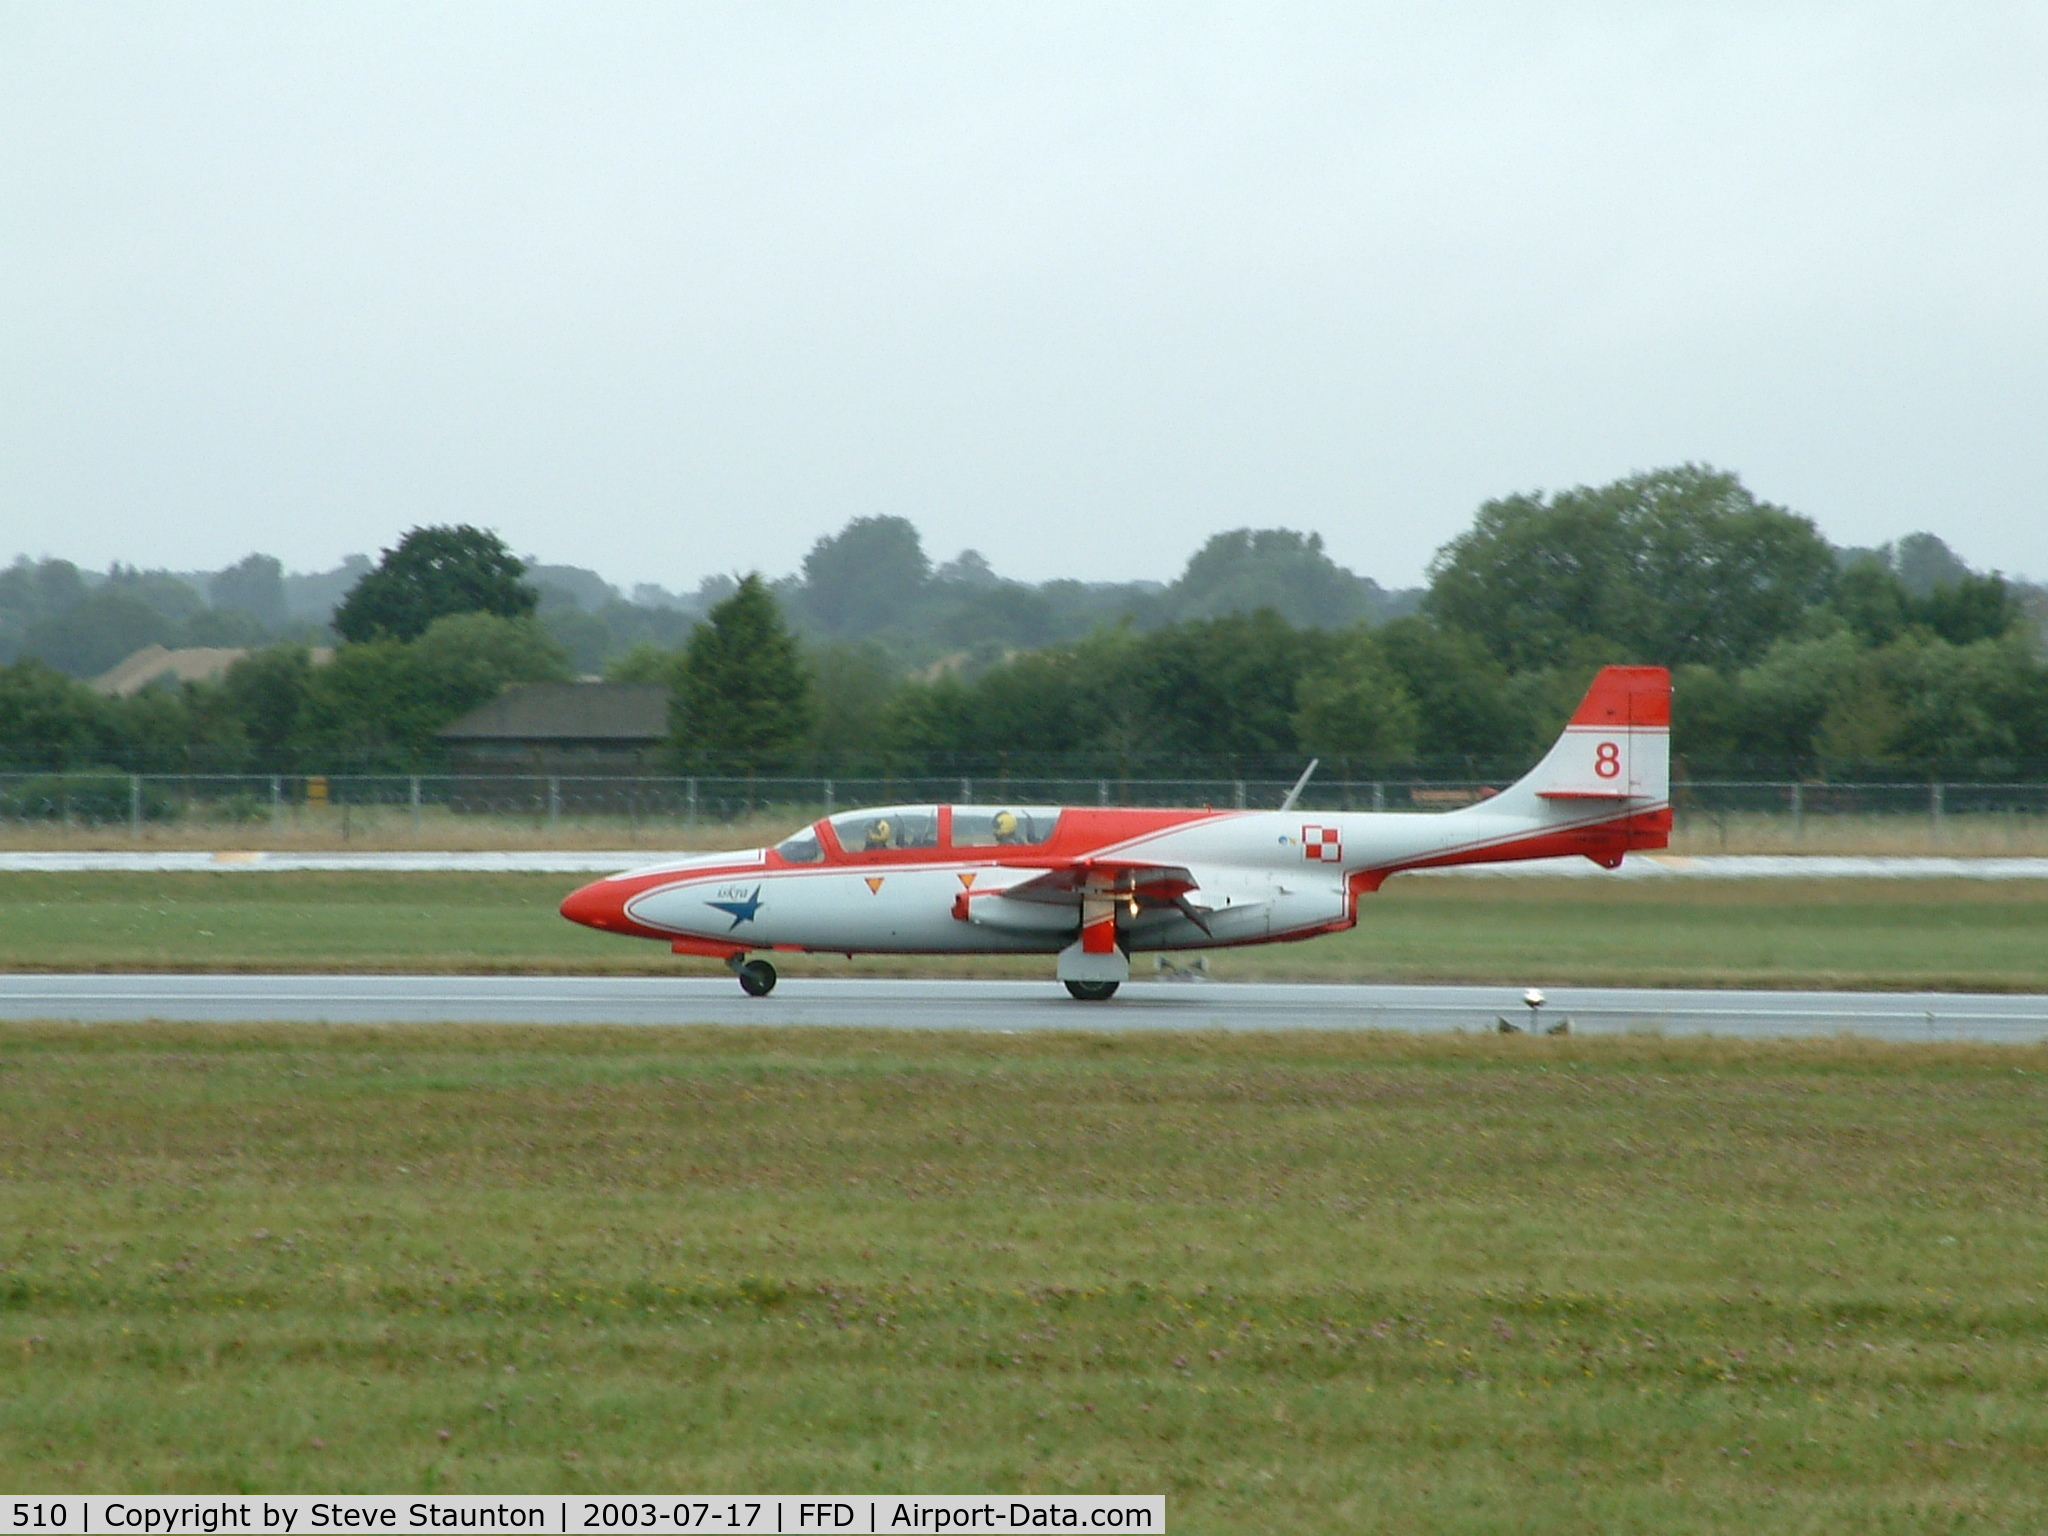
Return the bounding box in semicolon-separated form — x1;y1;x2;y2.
3;769;2047;837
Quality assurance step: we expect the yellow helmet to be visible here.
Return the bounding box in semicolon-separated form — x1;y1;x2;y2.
867;819;892;843
992;810;1018;836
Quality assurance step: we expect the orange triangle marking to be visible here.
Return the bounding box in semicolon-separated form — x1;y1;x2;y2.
864;876;885;894
957;872;977;889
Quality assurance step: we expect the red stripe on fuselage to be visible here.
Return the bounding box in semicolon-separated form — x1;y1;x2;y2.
559;807;1230;943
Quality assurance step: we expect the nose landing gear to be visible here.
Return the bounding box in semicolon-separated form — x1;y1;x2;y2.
727;954;778;996
1064;979;1120;1001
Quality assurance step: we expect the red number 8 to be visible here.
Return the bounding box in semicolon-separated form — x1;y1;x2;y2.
1594;741;1621;779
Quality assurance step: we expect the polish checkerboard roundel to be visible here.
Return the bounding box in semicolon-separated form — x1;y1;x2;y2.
1302;824;1341;861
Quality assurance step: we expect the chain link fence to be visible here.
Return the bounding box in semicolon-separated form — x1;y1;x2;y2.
3;769;2047;836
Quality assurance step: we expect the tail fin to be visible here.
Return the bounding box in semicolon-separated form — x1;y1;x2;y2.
1518;664;1669;803
1370;666;1671;881
1484;664;1671;862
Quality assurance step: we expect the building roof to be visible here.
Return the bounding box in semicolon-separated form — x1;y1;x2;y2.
90;643;334;697
91;645;248;696
438;681;671;743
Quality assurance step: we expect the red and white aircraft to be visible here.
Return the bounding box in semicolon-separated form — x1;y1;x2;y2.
560;664;1670;999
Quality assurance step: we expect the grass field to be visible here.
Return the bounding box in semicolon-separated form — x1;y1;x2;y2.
2;871;2047;991
2;1024;2045;1529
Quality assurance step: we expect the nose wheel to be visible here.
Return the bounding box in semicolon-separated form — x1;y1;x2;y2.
1064;979;1120;1001
730;957;778;997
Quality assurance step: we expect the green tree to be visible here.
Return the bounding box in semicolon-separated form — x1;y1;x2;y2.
0;558;89;662
1425;465;1837;670
0;658;112;769
1132;611;1332;763
1832;547;2018;649
113;678;248;773
1292;626;1420;763
1879;633;2048;776
882;669;976;768
209;554;288;631
293;613;568;769
290;642;417;768
1834;558;1910;646
1376;617;1526;767
604;641;685;687
1916;574;2021;646
221;644;317;769
332;526;538;643
1725;631;1866;774
20;588;177;678
946;627;1149;771
1667;662;1744;772
1167;529;1391;629
1893;532;1973;597
103;564;207;626
675;574;813;771
797;515;931;639
405;611;570;717
807;641;904;771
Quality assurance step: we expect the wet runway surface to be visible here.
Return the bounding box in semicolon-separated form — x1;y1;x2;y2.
3;973;2046;1042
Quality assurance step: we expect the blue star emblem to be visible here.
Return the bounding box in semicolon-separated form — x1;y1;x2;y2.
705;885;765;931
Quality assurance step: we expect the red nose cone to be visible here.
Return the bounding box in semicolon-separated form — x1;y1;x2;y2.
560;879;622;931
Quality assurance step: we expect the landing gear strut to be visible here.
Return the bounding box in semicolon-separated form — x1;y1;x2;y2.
729;955;777;997
1064;979;1120;1001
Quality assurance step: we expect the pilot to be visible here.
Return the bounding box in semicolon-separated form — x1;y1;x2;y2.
863;818;893;851
991;810;1021;845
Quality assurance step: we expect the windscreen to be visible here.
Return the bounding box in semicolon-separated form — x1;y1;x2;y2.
774;825;824;863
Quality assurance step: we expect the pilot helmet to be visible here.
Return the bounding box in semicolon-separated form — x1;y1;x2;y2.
867;818;892;844
991;810;1019;837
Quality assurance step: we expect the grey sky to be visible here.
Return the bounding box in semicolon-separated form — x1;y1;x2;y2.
4;3;2044;590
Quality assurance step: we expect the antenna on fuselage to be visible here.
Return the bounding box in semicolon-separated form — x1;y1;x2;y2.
1278;758;1320;813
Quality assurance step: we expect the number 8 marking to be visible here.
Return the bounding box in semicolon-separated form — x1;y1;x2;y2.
1594;741;1622;779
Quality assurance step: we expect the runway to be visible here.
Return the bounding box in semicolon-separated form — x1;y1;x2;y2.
3;973;2045;1042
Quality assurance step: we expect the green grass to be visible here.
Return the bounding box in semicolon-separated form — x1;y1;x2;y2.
2;872;2047;990
3;1025;2047;1530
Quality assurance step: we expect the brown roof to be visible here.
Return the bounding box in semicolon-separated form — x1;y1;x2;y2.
91;645;247;696
438;682;670;743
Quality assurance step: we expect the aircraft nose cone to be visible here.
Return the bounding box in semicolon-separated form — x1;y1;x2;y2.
560;880;621;930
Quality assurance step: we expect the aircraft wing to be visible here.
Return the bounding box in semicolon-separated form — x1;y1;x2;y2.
969;858;1230;937
995;858;1202;904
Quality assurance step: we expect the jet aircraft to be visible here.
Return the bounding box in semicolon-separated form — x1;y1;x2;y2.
560;664;1670;998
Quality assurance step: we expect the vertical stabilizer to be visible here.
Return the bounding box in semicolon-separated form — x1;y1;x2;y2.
1521;664;1671;803
1453;664;1671;866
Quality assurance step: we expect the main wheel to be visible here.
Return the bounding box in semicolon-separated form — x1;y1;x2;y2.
737;958;778;997
1064;979;1120;1001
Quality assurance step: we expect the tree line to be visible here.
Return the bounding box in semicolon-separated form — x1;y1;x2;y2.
0;514;1406;683
625;466;2048;781
2;466;2044;780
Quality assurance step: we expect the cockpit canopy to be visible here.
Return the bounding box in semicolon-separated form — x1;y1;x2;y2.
831;805;939;852
951;806;1059;846
772;804;1061;864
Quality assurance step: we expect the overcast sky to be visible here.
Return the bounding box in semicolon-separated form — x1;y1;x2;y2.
4;3;2044;591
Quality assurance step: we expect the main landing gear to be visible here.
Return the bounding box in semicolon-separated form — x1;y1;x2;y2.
1057;935;1128;1001
1064;979;1120;1001
727;955;778;997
